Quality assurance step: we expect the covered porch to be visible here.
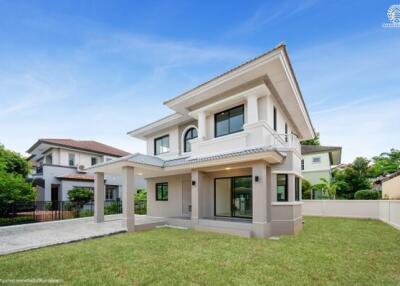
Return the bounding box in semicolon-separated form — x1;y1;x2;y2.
87;148;288;238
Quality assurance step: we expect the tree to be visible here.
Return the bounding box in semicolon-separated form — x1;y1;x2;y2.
319;178;337;199
301;179;312;199
67;188;94;207
301;132;320;146
0;144;35;204
0;144;30;177
369;149;400;177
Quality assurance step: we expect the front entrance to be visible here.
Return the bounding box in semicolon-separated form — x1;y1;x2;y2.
214;176;252;218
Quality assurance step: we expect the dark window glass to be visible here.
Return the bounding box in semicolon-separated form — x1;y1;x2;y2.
285;123;288;142
301;159;304;170
156;182;168;201
273;107;277;131
91;157;97;166
215;105;244;137
68;153;75;166
277;174;288;202
154;135;170;155
184;128;198;153
295;177;300;201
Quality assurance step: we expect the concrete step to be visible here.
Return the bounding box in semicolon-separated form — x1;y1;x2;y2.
194;224;252;238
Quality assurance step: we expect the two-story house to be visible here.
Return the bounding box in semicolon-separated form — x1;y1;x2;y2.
301;145;342;185
27;139;145;202
88;44;315;238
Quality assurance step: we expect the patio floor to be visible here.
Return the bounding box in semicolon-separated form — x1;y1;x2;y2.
0;214;166;255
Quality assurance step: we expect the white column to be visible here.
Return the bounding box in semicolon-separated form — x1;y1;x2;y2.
252;162;269;238
288;174;295;202
122;166;135;231
191;169;205;224
94;172;105;223
197;111;207;140
246;93;259;124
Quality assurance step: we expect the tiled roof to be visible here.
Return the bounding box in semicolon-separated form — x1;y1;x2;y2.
57;174;95;181
301;145;341;155
28;139;130;157
375;170;400;183
121;146;283;168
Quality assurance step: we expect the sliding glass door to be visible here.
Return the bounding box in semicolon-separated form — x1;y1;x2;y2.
215;176;252;218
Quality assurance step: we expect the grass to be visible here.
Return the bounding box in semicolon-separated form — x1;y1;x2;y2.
0;217;399;286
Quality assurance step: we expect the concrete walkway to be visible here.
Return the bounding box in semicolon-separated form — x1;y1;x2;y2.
0;215;166;255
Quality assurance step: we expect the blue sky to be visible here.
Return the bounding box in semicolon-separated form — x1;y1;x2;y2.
0;0;399;163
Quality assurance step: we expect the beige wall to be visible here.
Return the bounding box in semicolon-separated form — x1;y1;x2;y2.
303;200;400;230
382;176;400;199
147;174;191;217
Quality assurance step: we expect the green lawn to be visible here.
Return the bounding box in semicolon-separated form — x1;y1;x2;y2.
1;217;399;286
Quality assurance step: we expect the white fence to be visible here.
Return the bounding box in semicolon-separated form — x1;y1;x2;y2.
302;200;400;230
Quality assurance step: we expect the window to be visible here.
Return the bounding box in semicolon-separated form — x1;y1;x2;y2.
295;177;300;201
155;182;168;201
105;185;118;200
312;157;321;164
154;135;170;155
277;174;288;202
184;127;198;153
273;107;277;131
91;157;98;166
68;153;75;166
285;123;288;142
45;154;52;164
215;105;244;137
301;159;305;170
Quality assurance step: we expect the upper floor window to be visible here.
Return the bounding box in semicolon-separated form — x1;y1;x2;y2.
312;157;321;164
45;154;52;165
68;153;75;166
277;174;288;202
284;123;288;142
154;135;170;155
301;159;305;170
91;157;98;166
273;107;277;131
215;105;244;137
184;128;198;153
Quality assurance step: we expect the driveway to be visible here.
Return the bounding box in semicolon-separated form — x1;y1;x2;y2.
0;214;166;255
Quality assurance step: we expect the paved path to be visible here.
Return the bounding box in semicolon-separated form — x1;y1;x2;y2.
0;215;166;255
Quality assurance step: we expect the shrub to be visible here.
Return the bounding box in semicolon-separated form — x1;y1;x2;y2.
67;188;94;208
302;179;312;199
354;189;381;200
0;171;35;204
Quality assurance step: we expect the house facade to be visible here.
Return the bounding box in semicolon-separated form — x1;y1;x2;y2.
27;139;145;201
374;171;400;199
301;145;342;185
88;44;315;238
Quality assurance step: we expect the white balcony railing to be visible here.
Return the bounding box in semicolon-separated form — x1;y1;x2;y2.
272;133;300;152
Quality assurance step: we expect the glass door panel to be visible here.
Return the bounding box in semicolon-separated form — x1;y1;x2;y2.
232;177;252;218
215;178;231;217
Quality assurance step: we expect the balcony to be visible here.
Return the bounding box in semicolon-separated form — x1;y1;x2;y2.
190;121;300;157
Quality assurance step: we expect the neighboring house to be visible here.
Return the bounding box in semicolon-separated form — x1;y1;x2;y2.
373;171;400;199
27;139;145;201
88;44;315;238
301;145;342;185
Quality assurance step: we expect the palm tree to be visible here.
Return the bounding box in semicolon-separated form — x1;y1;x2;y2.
319;178;337;199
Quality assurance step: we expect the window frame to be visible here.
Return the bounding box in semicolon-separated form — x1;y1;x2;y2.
214;104;245;138
154;135;170;155
183;127;198;153
68;153;75;166
312;157;321;164
295;177;300;201
155;182;168;201
91;157;98;166
276;174;288;202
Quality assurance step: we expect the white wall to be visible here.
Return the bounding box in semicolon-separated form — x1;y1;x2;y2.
303;200;400;230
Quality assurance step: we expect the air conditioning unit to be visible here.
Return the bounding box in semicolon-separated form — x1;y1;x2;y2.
76;165;86;173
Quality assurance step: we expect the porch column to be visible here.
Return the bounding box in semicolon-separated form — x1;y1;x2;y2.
246;93;259;124
252;162;270;238
94;172;105;223
197;111;207;140
191;169;205;224
122;166;135;231
288;174;295;202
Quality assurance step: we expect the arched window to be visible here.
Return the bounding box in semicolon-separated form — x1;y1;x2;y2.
184;127;198;153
